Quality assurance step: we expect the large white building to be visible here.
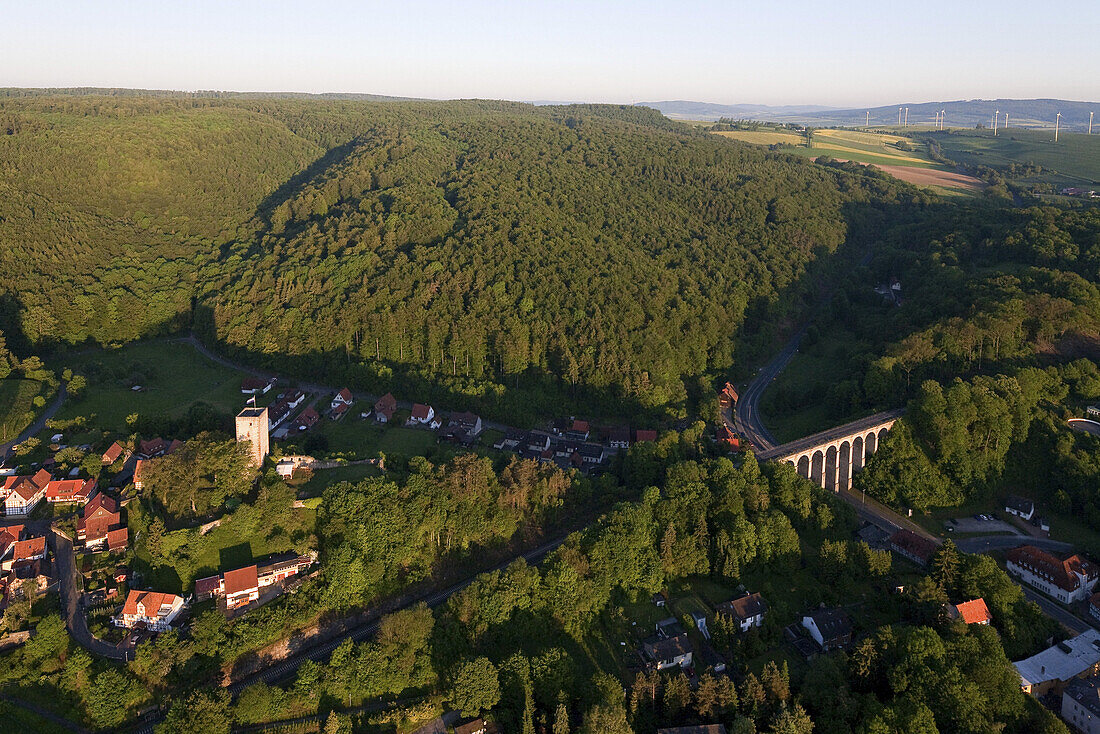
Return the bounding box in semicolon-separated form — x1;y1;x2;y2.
1006;545;1099;604
1015;629;1100;697
1063;677;1100;734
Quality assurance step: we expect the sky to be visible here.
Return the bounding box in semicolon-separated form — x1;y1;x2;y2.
2;0;1098;107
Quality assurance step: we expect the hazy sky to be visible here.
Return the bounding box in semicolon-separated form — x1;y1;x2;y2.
3;0;1097;107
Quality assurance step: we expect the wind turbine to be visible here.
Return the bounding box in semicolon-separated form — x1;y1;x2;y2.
904;107;909;127
1055;112;1062;142
1090;111;1094;135
993;110;999;136
1004;112;1009;130
866;111;870;128
940;109;945;130
898;107;903;126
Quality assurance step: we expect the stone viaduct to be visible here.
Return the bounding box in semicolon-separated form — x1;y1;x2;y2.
756;408;905;491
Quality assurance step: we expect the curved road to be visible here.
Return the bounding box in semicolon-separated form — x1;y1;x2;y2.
731;327;806;452
51;529;127;661
0;382;67;465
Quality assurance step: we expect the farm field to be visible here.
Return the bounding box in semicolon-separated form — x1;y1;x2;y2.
52;340;251;433
926;128;1100;184
0;378;49;443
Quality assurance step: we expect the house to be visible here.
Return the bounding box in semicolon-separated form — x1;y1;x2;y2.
295;407;320;432
608;427;630;449
565;419;590;442
223;565;260;610
0;524;24;561
455;719;488;734
1006;545;1100;604
2;470;51;516
1004;495;1035;521
330;402;349;421
1090;593;1100;625
133;459;145;491
526;431;552;453
652;592;667;608
241;376;275;395
949;598;992;625
634;429;657;443
578;443;607;465
643;633;693;670
116;590;185;631
101;442;128;465
282;390;306;410
106;527;129;553
450;412;483;437
659;726;728;734
716;425;739;450
374;393;397;423
691;610;710;639
1063;676;1100;734
78;493;123;549
138;437;170;458
493;428;526;451
194;575;221;601
1014;629;1100;697
888;529;938;567
11;536;47;566
45;478;95;505
268;400;292;428
408;403;435;426
722;381;739;405
331;388;354;410
257;553;313;586
1089;405;1100;418
802;608;853;651
716;592;768;632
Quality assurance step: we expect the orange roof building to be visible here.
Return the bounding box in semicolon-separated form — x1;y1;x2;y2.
952;598;992;625
118;590;184;630
223;564;260;610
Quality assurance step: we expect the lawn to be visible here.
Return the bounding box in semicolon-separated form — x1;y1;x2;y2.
308;418;439;460
0;378;49;443
294;463;382;497
136;500;315;593
53;340;250;434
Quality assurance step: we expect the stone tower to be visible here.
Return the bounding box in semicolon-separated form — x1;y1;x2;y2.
235;406;270;467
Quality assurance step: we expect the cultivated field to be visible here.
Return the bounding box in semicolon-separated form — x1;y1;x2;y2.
712;129;806;146
927;128;1100;184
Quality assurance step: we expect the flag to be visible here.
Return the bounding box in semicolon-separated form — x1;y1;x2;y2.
247;395;257;407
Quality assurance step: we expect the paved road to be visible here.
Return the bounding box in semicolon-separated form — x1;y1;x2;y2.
731;327;805;452
50;529;127;660
1021;587;1094;635
955;535;1074;555
0;381;67;465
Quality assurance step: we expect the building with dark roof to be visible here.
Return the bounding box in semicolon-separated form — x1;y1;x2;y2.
802;608;853;651
1062;676;1100;734
716;592;768;632
888;529;938;567
642;632;693;670
1007;545;1099;604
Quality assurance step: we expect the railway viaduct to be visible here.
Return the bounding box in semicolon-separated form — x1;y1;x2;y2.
756;408;905;491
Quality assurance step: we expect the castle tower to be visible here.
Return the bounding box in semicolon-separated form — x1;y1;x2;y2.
235;406;270;467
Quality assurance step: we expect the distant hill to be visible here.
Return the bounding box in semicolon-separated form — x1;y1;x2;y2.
642;98;1099;131
637;100;839;120
0;87;423;102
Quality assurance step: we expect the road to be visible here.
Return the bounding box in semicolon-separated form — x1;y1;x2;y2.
955;535;1074;555
0;381;67;465
1022;588;1093;635
731;327;805;452
50;529;127;660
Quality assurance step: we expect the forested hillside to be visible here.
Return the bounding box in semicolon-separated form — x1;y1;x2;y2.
0;94;919;422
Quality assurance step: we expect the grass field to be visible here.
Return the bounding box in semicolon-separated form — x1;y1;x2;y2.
927;128;1100;185
53;340;249;433
308;419;440;460
0;378;49;443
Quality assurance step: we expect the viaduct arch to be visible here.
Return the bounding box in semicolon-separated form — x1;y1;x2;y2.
756;409;904;492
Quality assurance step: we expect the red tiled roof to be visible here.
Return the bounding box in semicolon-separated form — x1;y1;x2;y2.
139;438;169;456
298;407;320;427
13;536;46;562
123;589;181;617
194;575;221;596
106;527;129;552
335;388;353;403
102;442;126;464
634;429;657;443
45;478;95;502
572;419;589;433
411;403;431;420
241;377;266;391
954;598;992;624
330;402;348;417
717;592;768;621
83;492;120;518
1007;545;1100;593
32;469;52;487
223;565;259;596
374;393;396;417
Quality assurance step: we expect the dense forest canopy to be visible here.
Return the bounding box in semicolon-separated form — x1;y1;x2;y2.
0;94;922;421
